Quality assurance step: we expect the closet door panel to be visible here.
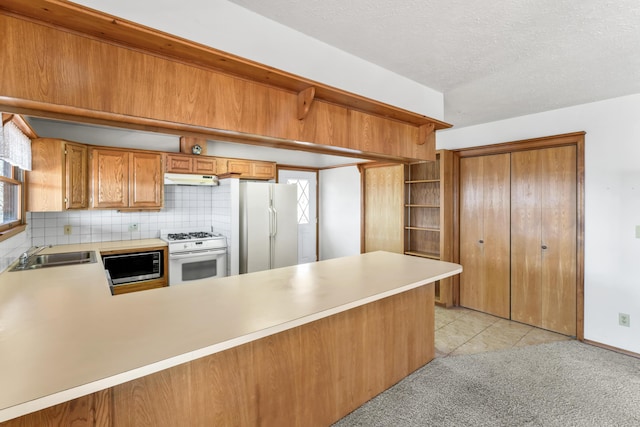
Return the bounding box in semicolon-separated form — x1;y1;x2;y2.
540;146;577;335
481;153;511;319
511;150;543;326
459;157;484;311
459;154;510;318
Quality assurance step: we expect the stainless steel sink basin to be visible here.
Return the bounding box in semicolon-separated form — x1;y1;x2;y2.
10;251;97;271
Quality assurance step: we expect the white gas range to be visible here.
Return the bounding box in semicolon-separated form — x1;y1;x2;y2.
160;227;227;285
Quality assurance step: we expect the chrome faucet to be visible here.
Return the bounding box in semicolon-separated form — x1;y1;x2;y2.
18;245;52;265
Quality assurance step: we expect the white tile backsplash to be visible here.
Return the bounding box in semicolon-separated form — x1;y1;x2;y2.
28;186;217;246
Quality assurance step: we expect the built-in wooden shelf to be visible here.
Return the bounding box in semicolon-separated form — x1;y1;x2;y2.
405;179;440;184
404;250;440;260
405;226;440;232
405;204;439;208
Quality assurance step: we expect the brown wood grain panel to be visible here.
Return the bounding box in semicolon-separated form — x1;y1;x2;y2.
511;149;543;326
0;1;451;130
2;285;434;426
540;146;577;335
459;154;510;318
481;153;511;318
112;363;192;426
129;152;163;208
27;138;65;212
90;148;129;209
165;154;193;173
1;13;440;161
252;328;304;426
299;100;349;147
363;164;404;253
439;150;455;306
65;142;89;209
349;111;424;159
0;389;111;427
189;342;256;426
459;156;485;311
193;157;216;174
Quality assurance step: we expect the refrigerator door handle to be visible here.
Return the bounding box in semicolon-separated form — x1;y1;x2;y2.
272;207;278;237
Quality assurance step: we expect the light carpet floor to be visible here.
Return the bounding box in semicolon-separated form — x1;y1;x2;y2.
333;340;640;426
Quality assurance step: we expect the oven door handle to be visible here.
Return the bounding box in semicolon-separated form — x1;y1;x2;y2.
169;249;226;259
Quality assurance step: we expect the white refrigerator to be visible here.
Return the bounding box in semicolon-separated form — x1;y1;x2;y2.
239;182;298;274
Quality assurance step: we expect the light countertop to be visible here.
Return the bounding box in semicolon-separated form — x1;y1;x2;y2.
0;247;461;422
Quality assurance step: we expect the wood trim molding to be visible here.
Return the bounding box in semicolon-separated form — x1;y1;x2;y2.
452;131;586;340
583;339;640;359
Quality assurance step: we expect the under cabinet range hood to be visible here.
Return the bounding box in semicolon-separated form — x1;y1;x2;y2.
164;173;219;186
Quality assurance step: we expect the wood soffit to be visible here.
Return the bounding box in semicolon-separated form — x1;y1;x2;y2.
0;0;451;130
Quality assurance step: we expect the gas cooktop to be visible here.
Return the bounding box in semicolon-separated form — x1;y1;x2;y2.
166;231;217;241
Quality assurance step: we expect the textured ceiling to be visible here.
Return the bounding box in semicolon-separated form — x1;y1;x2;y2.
228;0;640;127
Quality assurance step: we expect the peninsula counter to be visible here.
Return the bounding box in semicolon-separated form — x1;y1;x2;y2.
0;249;461;425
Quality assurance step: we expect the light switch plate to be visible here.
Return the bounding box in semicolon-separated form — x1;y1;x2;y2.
636;225;640;238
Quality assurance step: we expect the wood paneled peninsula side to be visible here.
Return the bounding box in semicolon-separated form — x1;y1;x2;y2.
0;251;461;426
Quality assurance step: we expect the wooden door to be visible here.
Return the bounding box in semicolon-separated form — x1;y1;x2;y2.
459;154;511;318
91;148;129;209
363;164;404;253
65;142;88;209
130;152;163;208
511;146;576;335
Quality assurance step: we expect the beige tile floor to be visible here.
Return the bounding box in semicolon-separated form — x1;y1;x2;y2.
435;305;572;358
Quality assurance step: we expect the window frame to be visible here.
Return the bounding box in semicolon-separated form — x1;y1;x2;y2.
0;114;30;242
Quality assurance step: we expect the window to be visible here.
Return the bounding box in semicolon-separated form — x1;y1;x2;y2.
0;116;30;239
287;178;310;225
0;159;24;232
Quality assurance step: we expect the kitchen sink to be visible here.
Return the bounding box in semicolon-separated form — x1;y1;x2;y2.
10;251;97;271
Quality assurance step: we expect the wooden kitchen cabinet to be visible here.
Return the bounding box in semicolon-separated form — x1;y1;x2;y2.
165;153;216;174
404;150;454;306
219;158;276;180
27;138;89;211
91;148;163;209
459;153;511;318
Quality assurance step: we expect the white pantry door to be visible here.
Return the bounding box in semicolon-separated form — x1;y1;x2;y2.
278;169;317;264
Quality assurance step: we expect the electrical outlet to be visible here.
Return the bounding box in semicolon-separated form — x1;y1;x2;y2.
619;313;630;327
63;225;72;235
128;223;139;232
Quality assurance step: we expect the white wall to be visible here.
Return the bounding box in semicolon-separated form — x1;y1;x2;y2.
319;166;361;260
438;93;640;354
73;0;443;121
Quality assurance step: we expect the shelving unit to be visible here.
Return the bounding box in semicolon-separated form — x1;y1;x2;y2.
404;150;453;307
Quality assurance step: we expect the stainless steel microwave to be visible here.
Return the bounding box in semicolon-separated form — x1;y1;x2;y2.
102;250;163;285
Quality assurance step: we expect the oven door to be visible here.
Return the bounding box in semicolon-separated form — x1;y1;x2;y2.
169;248;227;285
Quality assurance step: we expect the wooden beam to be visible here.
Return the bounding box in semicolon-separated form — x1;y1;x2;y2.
179;136;207;155
297;87;315;120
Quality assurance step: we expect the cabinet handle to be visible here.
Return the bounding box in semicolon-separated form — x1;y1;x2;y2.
478;239;484;244
541;245;548;250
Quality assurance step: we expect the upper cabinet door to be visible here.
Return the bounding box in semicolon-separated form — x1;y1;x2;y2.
65;142;89;209
129;152;163;208
91;148;129;209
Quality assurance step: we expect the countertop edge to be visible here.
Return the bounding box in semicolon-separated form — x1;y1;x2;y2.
0;264;461;422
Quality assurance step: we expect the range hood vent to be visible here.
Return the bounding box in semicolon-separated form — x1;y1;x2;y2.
164;173;219;186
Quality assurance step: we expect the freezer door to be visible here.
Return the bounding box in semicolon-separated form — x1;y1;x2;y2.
271;183;298;269
240;182;271;274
